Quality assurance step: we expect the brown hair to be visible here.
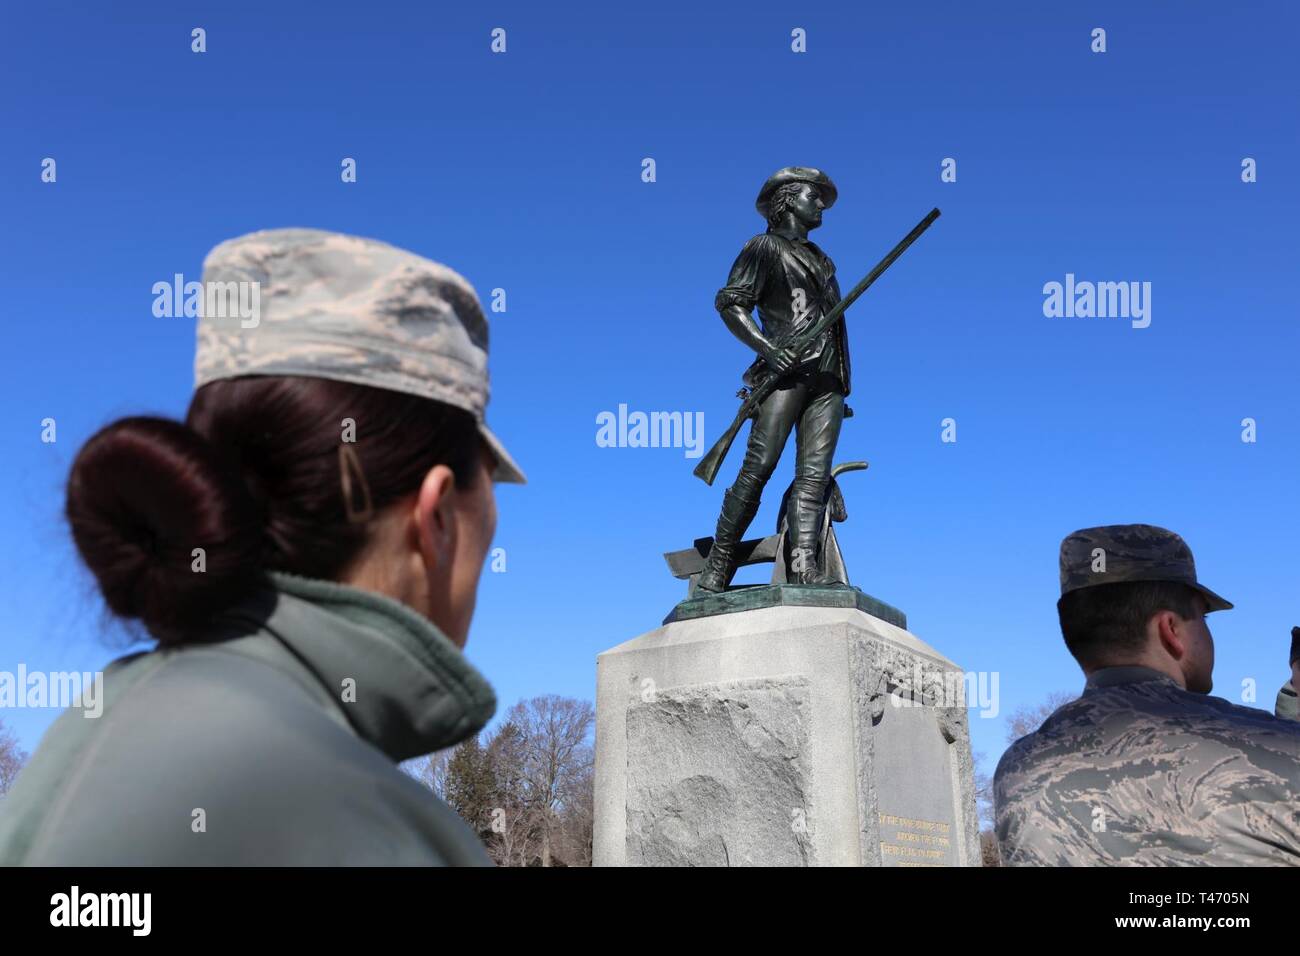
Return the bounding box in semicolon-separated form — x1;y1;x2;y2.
65;376;483;645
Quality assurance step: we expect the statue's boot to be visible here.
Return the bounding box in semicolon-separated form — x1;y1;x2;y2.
697;486;761;593
787;477;830;586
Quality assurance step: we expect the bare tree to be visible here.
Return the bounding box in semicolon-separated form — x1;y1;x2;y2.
971;750;1001;866
404;749;453;800
408;697;597;866
1005;691;1076;744
0;719;28;796
972;750;994;831
484;722;541;867
556;758;595;867
505;695;594;867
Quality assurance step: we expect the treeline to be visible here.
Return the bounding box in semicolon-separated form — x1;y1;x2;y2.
406;694;595;867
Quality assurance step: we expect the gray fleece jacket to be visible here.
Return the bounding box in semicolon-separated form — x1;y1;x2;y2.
0;573;497;865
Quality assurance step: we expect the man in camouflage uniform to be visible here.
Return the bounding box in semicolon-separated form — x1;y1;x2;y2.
1276;626;1299;721
995;524;1300;866
697;167;851;591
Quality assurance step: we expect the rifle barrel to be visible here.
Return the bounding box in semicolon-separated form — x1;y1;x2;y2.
786;207;940;356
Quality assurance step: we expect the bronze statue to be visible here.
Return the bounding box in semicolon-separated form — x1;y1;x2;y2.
693;166;939;592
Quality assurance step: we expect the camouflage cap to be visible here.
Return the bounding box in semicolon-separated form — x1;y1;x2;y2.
194;228;525;483
1058;524;1232;611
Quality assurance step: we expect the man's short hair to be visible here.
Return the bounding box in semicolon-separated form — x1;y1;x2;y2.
1057;580;1200;668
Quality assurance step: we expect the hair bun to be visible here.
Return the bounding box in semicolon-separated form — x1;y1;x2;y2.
66;416;264;643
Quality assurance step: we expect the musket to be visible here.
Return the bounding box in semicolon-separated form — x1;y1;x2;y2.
692;207;941;485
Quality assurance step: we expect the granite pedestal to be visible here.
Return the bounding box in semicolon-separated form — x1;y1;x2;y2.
594;589;980;866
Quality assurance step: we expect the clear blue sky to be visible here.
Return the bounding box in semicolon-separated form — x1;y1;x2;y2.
2;0;1297;790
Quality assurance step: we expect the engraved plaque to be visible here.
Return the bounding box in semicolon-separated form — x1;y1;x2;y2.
872;704;959;867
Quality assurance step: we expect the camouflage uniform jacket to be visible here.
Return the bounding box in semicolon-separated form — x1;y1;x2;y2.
994;666;1300;866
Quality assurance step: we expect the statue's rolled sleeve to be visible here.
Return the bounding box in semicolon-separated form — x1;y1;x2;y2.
714;236;771;313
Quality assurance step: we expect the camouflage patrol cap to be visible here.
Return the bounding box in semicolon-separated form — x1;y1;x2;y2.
194;228;525;483
1058;524;1231;611
755;167;838;219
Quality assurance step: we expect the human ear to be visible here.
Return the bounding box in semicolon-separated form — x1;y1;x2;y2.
1155;610;1189;661
414;464;458;579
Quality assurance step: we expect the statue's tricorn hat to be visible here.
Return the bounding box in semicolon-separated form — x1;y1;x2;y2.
755;167;838;219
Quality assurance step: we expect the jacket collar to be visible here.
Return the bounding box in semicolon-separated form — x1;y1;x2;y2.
767;227;829;258
219;572;497;761
1084;665;1182;691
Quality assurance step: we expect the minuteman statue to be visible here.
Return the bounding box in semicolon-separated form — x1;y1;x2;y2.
697;167;852;592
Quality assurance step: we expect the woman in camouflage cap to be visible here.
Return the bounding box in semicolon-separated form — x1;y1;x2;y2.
0;229;524;865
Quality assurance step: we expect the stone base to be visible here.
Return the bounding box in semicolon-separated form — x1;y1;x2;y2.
594;603;980;867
